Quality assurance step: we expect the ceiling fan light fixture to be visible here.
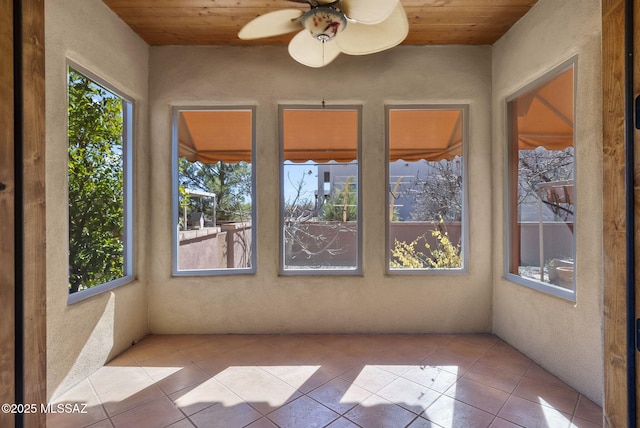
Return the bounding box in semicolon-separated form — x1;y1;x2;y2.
238;0;407;67
300;7;347;42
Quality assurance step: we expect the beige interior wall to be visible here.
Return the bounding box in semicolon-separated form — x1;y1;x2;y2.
491;0;603;404
45;0;150;400
148;45;494;335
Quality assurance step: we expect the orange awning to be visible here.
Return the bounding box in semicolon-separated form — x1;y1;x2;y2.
515;66;574;151
178;69;572;167
179;108;466;164
178;110;253;164
283;109;359;163
388;109;462;162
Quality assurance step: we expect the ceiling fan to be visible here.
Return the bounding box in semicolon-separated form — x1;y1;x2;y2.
238;0;409;68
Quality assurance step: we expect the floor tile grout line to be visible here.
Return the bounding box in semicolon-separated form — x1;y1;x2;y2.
443;339;534;426
512;363;584;418
489;359;534;426
326;412;364;428
571;392;592;423
570;394;583;422
84;374;113;428
175;415;196;428
489;361;592;427
87;334;600;428
252;338;431;426
133;346;238;427
566;390;582;423
404;413;425;428
155;336;434;423
460;338;523;377
226;336;479;427
570;393;602;425
440;378;506;420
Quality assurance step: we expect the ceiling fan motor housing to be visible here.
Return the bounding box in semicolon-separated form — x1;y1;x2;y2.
300;7;347;42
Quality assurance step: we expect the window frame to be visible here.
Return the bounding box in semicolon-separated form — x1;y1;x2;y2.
278;104;363;276
384;104;469;275
171;105;257;276
503;57;577;301
67;61;135;304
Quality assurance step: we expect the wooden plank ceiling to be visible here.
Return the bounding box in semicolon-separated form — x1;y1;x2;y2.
102;0;538;46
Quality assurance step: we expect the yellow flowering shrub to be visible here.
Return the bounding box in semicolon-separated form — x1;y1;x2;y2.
390;219;461;269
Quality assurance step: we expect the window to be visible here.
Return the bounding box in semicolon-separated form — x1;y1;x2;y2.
506;60;576;299
280;106;362;274
67;65;133;302
386;106;467;272
172;107;256;275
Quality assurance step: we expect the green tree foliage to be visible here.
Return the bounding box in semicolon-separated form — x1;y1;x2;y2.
68;69;125;293
321;177;357;221
178;158;252;222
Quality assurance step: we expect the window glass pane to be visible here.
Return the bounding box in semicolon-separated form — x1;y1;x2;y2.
387;107;465;271
281;107;360;272
67;67;131;294
507;64;575;293
174;109;255;273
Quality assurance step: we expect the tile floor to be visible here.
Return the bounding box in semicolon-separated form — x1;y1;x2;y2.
47;334;603;428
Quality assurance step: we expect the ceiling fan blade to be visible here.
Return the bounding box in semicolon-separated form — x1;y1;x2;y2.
238;9;304;40
340;0;399;25
288;30;341;67
335;3;408;55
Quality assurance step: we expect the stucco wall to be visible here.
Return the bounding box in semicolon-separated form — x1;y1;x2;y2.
148;45;493;334
491;0;603;404
45;0;150;400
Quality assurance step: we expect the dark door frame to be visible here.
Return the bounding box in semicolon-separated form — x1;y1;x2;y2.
602;0;640;426
0;0;17;423
1;1;46;427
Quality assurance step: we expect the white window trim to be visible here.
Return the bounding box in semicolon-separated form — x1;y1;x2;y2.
503;56;578;301
278;104;363;276
384;104;469;275
171;105;257;276
66;61;135;305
